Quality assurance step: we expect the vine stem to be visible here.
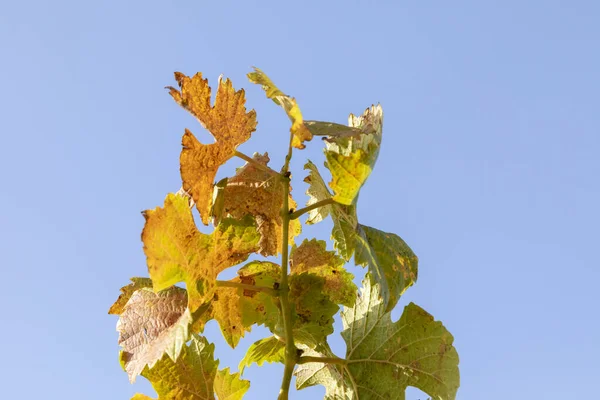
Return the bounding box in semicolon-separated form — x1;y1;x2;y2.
277;132;297;400
297;356;347;365
289;198;336;220
215;280;279;297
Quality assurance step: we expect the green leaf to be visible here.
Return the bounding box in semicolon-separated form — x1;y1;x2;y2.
247;67;312;149
290;239;357;306
108;277;153;315
139;335;219;400
294;343;353;399
115;286;191;383
323;105;383;205
238;336;285;373
344;280;459;399
303;161;358;260
355;224;418;312
142;192;260;312
214;367;250;400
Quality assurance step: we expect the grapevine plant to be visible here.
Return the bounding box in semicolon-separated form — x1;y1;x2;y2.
109;68;460;400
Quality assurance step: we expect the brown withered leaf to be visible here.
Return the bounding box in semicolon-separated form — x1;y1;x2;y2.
167;72;257;225
212;153;301;256
108;277;153;315
115;286;191;383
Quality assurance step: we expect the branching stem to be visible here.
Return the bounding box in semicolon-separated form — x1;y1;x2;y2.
289;198;336;220
277;132;297;400
215;280;279;297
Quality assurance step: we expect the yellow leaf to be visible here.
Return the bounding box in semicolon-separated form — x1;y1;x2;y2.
212;153;301;256
247;67;312;149
142;193;260;312
167;72;257;225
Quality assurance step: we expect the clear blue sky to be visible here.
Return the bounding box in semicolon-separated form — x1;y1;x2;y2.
1;1;598;399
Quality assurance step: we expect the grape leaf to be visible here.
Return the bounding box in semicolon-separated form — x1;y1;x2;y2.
238;336;285;373
294;343;353;400
167;72;257;225
303;162;418;311
303;161;358;260
355;225;418;312
346;280;461;399
212;152;301;256
108;277;153;315
137;335;219;400
290;239;357;307
214;367;250;400
324;105;383;206
193;262;281;348
114;286;191;382
142;192;260;313
247;67;312;149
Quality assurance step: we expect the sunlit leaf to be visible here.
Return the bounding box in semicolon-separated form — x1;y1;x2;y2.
303;161;358;260
138;335;219;400
238;336;285;373
247;67;312;149
304;120;362;138
301;280;460;399
324;105;383;205
115;286;191;382
142;193;260;312
212;153;301;256
214;367;250;400
294;343;353;399
290;239;357;306
354;224;418;312
194;261;281;348
167;72;257;224
131;394;155;400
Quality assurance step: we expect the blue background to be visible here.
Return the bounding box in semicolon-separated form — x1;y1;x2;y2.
1;1;598;398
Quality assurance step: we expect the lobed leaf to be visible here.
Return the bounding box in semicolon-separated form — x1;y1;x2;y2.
137;335;219;400
247;67;312;149
212;153;301;256
194;261;281;348
290;239;357;307
354;225;418;312
238;336;285;373
167;72;257;224
324;105;383;206
114;286;191;382
142;192;260;313
303;161;358;260
214;368;250;400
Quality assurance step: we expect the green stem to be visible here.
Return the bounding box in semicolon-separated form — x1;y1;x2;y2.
289;198;336;220
297;356;347;365
215;280;279;297
277;133;297;400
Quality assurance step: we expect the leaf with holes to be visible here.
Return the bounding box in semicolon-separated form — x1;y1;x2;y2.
167;72;257;224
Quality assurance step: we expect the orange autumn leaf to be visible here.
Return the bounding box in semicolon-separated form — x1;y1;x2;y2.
167;73;257;225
